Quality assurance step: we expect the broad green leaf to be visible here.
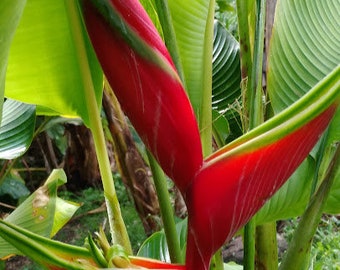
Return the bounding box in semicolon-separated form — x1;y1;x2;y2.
0;0;26;121
212;21;241;114
267;0;340;112
168;0;215;155
212;110;230;147
168;0;214;111
138;218;187;263
0;169;79;259
5;1;102;126
258;0;340;222
0;99;35;159
0;172;30;200
212;20;242;142
255;157;315;224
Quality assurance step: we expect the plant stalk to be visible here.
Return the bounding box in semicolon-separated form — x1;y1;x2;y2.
239;0;267;268
199;0;215;157
244;219;256;270
236;0;253;84
153;0;185;84
279;143;340;270
147;151;183;264
65;0;132;254
255;222;278;270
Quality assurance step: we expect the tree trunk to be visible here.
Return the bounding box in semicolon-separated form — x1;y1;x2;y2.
64;124;101;190
102;84;160;235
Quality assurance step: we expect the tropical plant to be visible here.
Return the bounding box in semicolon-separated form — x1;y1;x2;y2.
0;0;339;269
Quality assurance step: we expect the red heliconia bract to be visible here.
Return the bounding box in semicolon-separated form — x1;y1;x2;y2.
81;1;340;270
81;0;203;194
129;256;186;269
185;105;338;269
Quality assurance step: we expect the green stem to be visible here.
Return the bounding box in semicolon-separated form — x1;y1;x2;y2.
248;0;266;129
309;128;330;197
241;0;266;268
280;144;340;270
243;219;256;270
200;0;215;157
153;0;185;84
147;151;183;264
210;249;224;270
65;0;132;254
255;222;278;270
236;0;253;81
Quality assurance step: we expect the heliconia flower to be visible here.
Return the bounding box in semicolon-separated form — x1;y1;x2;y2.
185;105;338;269
81;1;340;270
81;0;203;194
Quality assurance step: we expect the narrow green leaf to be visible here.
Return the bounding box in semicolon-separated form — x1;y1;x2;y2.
0;99;35;159
0;219;97;269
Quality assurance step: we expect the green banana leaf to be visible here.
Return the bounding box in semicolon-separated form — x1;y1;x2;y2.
0;171;30;200
168;0;215;153
0;99;35;159
4;1;103;126
168;0;214;113
0;0;26;121
0;169;79;259
212;20;242;143
255;0;340;223
138;218;187;263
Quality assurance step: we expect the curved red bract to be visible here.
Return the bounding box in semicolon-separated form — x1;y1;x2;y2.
82;0;203;194
81;1;339;269
130;256;186;269
185;105;337;269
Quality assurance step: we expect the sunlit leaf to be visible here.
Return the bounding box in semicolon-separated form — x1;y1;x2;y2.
5;1;103;126
0;99;35;159
168;0;215;136
0;0;26;120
